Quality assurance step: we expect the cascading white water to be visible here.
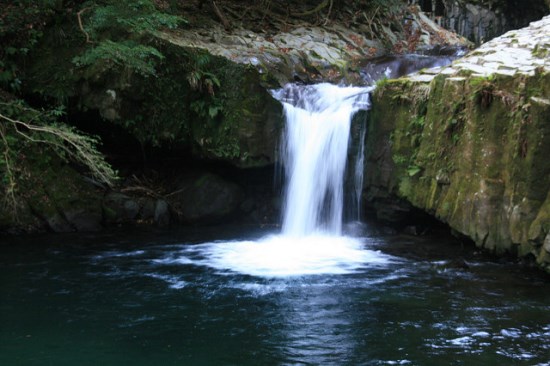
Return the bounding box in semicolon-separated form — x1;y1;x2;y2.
273;83;373;236
170;83;392;278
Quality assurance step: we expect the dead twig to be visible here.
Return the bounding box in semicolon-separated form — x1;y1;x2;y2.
120;186;163;198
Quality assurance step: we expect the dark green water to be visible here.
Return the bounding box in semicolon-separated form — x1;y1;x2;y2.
1;224;549;365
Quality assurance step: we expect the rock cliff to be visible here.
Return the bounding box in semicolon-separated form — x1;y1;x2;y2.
365;16;550;271
414;0;549;44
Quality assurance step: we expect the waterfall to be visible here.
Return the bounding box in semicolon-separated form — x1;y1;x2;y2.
173;83;390;278
272;83;373;237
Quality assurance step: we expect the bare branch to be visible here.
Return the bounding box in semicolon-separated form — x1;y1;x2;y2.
211;1;232;31
0;125;19;217
0;112;117;187
324;0;334;25
77;7;94;44
293;0;329;17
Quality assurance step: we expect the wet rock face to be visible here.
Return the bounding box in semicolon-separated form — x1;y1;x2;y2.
441;1;508;44
409;16;550;80
359;53;461;84
366;16;550;272
416;0;550;44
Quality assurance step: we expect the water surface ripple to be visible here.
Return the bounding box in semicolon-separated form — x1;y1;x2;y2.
1;227;549;365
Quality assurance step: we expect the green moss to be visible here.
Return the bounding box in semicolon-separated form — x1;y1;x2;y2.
23;157;101;217
439;200;452;218
532;44;549;58
0;146;102;232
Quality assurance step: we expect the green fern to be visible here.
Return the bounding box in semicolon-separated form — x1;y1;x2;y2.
84;0;183;37
74;0;186;76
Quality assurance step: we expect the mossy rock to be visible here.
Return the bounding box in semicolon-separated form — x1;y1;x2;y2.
366;70;550;272
187;52;284;167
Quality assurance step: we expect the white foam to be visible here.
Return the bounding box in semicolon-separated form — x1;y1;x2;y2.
448;336;473;346
472;331;491;338
500;328;522;338
178;234;392;278
152;256;194;265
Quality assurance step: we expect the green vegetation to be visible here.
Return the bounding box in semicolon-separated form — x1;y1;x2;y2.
0;1;58;93
532;44;549;58
73;0;185;77
0;0;188;226
72;40;165;77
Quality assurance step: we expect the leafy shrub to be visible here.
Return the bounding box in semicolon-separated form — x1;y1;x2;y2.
0;1;58;92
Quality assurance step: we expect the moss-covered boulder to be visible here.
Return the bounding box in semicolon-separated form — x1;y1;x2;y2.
365;16;550;271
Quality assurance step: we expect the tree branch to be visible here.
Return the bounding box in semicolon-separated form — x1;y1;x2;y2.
77;7;93;44
0;124;19;217
211;1;232;30
293;0;329;17
324;0;334;25
0;112;117;187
